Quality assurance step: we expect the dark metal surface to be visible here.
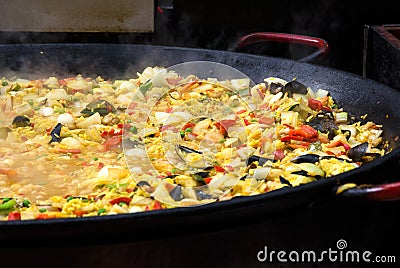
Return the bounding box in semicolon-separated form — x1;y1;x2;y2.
0;44;399;246
2;198;400;268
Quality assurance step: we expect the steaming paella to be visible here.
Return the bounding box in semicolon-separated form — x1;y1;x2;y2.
0;66;386;220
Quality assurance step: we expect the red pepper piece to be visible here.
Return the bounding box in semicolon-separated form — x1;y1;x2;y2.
308;98;322;111
73;210;87;217
289;125;318;140
36;213;56;220
318;134;330;144
281;135;305;142
181;123;195;131
204;177;213;184
322;106;332;111
109;197;132;205
152;201;162;210
236;109;247;114
214;166;226;172
102;136;122;151
282;124;295;129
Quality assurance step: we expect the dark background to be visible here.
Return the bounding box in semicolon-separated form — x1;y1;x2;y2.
157;0;399;76
1;0;399;76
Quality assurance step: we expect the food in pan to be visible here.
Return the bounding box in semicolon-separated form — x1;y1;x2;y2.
0;66;386;220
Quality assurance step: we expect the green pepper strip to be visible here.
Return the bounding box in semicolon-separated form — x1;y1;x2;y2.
138;81;153;94
0;199;16;211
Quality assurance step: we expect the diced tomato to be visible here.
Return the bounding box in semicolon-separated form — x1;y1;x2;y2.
8;211;21;221
259;103;270;110
308;98;322;111
160;125;177;132
273;149;285;161
214;166;226;172
243;118;251;126
218;119;236;130
103;136;122;151
128;102;138;110
152;201;162;210
224;165;234;172
109;197;132;205
165;107;174;113
215;119;236;135
97;162;105;171
58;79;68;86
258;116;274;125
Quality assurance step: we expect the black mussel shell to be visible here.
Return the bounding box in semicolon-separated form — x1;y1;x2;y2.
269;83;283;94
308;111;338;133
49;123;63;143
12;115;30;128
169;185;184;201
137;181;151;187
291;170;309;176
290;154;320;164
279;176;293;187
347;142;368;162
283;80;308;97
247;155;275;166
81;100;116;116
195;190;214;200
177;145;203;154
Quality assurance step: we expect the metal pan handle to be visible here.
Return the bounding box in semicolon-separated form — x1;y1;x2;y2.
336;181;400;201
235;32;329;63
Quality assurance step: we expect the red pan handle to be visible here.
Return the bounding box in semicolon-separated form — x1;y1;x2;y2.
236;32;329;62
337;181;400;201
